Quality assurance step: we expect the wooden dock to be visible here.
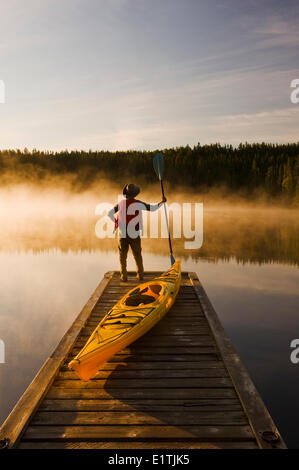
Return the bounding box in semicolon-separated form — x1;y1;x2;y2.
0;270;286;449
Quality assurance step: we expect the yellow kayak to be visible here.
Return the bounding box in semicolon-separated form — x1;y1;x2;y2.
69;260;181;381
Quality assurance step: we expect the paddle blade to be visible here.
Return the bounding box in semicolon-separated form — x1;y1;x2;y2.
153;152;164;181
170;253;176;266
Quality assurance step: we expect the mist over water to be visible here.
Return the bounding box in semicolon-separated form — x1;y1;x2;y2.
1;184;298;265
0;183;298;447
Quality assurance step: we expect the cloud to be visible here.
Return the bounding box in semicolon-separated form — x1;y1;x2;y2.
1;61;299;151
1;0;299;150
255;17;299;47
59;105;298;151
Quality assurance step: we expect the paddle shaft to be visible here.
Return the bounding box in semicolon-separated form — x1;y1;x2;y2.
160;179;174;258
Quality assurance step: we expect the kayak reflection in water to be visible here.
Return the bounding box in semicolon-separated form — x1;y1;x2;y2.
108;183;166;282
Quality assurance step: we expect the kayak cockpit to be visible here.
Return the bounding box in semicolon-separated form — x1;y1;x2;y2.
123;283;163;307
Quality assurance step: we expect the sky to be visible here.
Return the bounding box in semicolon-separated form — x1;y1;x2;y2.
0;0;298;150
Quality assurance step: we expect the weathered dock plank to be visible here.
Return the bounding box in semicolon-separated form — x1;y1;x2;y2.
21;424;254;441
39;398;242;412
0;270;286;449
31;410;248;426
17;441;259;449
45;388;239;400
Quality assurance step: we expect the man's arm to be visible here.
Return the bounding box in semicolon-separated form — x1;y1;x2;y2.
107;203;120;222
138;197;167;212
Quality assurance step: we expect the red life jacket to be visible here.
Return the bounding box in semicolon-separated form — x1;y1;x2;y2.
115;198;142;234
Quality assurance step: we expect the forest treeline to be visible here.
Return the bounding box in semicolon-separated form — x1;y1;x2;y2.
0;142;299;203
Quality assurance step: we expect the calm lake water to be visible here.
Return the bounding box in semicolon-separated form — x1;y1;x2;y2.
0;190;298;448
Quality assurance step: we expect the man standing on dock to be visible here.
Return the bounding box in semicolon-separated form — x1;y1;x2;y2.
108;183;166;282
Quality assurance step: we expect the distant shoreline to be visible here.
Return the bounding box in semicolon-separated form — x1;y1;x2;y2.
0;143;299;204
